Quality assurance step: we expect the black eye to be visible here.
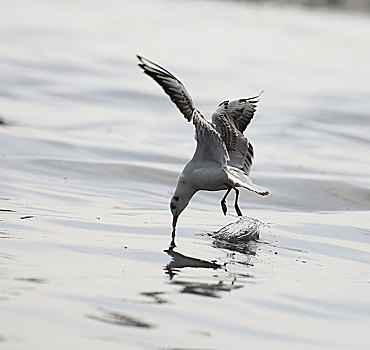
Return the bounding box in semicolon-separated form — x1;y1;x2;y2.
173;196;179;201
170;203;176;210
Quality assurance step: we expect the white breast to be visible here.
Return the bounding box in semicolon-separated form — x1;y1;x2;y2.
186;165;230;191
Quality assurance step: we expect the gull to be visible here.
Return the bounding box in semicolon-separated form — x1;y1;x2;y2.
137;55;269;230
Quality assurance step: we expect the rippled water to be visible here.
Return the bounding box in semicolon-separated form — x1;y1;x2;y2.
1;0;369;349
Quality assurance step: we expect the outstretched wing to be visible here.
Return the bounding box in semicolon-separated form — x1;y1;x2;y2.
212;93;262;174
212;112;254;175
137;55;194;121
215;92;262;133
137;55;228;166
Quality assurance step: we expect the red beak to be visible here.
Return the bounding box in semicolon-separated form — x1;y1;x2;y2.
172;214;178;228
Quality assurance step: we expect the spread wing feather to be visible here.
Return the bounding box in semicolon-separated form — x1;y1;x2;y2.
216;92;262;133
137;55;228;166
212;94;262;175
137;55;194;121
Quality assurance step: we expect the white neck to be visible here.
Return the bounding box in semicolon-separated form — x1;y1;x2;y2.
173;176;197;214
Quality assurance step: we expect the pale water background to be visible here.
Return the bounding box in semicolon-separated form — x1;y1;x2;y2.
1;0;370;349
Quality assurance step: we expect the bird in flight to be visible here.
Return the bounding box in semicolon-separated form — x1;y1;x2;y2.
137;55;269;231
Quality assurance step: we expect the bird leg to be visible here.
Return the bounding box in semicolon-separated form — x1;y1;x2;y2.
234;188;243;216
221;186;232;215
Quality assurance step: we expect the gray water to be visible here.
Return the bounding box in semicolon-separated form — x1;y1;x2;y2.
1;0;370;349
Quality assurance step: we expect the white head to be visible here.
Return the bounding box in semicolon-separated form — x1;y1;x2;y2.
170;177;196;229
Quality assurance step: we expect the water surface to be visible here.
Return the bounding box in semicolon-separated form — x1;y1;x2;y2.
1;0;369;349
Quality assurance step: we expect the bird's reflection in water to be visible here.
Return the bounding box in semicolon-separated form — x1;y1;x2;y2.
165;219;259;297
164;247;243;297
164;247;221;278
168;278;243;298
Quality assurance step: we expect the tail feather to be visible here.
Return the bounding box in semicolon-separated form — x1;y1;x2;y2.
225;167;269;196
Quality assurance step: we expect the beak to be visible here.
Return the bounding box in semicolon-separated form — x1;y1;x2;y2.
172;213;178;228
